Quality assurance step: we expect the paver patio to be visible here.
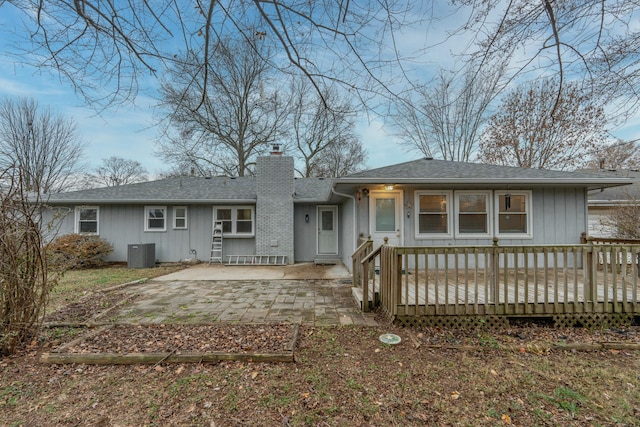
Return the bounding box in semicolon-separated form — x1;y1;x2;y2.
110;264;378;326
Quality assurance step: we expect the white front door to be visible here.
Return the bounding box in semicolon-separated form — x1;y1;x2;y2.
317;206;338;255
369;191;403;248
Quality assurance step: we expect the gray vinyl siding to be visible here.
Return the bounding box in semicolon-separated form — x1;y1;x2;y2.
44;204;255;263
338;197;355;268
294;204;318;262
294;203;346;262
360;186;588;248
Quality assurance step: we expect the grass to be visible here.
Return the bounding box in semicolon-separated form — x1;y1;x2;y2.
3;265;638;425
48;264;183;311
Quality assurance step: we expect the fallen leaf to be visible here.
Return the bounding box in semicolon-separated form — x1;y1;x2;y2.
501;414;512;424
251;371;258;379
450;391;460;400
490;369;498;376
176;366;184;375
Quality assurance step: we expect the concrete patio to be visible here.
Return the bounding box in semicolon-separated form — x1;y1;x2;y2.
111;263;378;326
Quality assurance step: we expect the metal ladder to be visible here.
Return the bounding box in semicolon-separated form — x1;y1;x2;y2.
209;221;223;263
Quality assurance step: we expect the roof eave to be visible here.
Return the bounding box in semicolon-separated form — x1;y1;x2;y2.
45;198;257;205
335;178;631;188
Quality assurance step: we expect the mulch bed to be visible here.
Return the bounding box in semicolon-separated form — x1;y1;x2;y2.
63;323;295;354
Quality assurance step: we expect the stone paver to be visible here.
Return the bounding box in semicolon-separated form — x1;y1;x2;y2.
113;278;378;326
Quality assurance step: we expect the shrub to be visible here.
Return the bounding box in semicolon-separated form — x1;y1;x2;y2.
46;234;114;270
1;171;52;355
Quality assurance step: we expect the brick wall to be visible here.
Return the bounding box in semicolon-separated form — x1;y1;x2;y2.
256;155;294;263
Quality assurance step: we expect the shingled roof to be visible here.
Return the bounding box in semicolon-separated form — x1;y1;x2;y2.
46;158;632;204
46;176;334;204
337;158;631;189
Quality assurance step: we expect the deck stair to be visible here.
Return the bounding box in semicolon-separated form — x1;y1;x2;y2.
226;255;288;265
209;221;223;264
352;279;380;310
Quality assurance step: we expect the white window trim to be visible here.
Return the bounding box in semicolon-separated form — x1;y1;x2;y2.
74;206;99;235
414;191;453;239
494;190;533;239
454;190;493;238
213;206;255;237
144;205;167;232
173;206;188;230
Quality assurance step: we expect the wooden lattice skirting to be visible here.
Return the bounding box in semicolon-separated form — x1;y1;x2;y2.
395;313;635;329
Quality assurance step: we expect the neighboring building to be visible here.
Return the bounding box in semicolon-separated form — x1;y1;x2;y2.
579;169;640;238
44;153;631;269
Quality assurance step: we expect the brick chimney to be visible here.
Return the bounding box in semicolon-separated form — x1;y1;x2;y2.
255;151;294;263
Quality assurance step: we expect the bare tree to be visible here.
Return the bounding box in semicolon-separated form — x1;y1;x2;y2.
156;37;288;177
391;62;505;162
5;1;421;109
83;156;148;188
479;79;607;170
454;0;640;120
0;97;85;193
586;140;640;171
314;137;367;178
289;79;364;177
600;196;640;240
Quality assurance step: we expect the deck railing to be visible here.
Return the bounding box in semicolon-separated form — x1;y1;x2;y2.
351;236;373;290
357;241;640;320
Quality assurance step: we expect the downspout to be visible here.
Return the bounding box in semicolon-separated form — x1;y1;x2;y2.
331;185;358;253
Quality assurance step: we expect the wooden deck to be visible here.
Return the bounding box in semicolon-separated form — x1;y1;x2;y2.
395;269;638;316
353;240;640;325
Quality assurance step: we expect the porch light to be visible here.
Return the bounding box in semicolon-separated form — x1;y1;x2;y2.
384;184;394;191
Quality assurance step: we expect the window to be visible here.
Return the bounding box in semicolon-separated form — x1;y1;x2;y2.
495;191;532;238
76;206;98;234
213;206;254;236
456;191;491;237
145;206;166;231
415;191;452;238
173;206;188;229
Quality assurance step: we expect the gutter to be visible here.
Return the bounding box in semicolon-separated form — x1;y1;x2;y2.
45;198;258;205
331;185;358;254
335;177;631;187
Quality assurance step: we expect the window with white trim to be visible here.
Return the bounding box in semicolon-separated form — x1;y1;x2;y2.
495;191;532;237
455;191;491;237
213;206;254;236
144;206;166;232
173;206;188;229
415;191;452;238
75;206;99;234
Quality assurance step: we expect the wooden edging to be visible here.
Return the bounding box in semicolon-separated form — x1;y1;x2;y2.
40;324;301;365
40;351;294;364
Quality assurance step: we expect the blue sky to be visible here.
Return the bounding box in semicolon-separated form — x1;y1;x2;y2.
0;3;638;176
0;3;420;176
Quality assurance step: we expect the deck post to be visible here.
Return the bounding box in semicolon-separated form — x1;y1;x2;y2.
490;237;499;303
585;236;595;309
396;252;402;309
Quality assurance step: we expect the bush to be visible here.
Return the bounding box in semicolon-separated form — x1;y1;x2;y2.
46;234;113;270
1;171;52;355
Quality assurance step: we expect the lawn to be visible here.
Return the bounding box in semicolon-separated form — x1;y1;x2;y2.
1;265;639;426
47;264;184;313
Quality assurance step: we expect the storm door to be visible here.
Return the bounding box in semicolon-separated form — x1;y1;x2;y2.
317;206;338;255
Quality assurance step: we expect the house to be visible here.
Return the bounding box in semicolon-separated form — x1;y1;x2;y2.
579;169;640;238
44;151;632;269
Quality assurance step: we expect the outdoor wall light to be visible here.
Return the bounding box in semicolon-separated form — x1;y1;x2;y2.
384;184;394;191
305;214;310;223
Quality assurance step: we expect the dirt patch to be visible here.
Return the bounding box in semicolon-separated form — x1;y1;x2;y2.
63;324;294;354
44;291;131;324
